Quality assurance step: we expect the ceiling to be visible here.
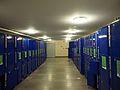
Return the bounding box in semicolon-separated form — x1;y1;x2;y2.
0;0;120;40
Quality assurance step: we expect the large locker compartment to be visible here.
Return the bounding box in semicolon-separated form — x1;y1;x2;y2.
16;36;23;83
40;40;45;64
98;26;110;90
87;33;99;89
78;38;84;74
22;38;28;78
27;39;32;74
31;40;37;70
37;41;40;67
33;40;37;69
73;40;79;68
68;41;74;59
83;37;87;77
0;33;5;90
6;35;17;90
110;20;120;90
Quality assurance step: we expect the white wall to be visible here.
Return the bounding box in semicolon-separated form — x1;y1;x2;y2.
46;40;68;57
55;40;68;57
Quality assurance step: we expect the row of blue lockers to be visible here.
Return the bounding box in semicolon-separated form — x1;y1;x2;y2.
0;33;47;90
68;20;120;90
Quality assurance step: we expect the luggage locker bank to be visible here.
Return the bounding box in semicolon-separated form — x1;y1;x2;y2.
68;19;120;90
0;30;47;90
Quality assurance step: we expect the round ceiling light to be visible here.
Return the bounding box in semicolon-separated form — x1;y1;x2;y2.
64;29;82;34
73;16;87;24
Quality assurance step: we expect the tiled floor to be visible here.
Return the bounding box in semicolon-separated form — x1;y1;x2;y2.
14;58;94;90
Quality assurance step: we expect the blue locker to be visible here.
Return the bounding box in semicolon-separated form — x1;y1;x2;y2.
28;39;32;74
29;39;34;71
0;33;5;90
31;40;36;70
35;45;38;68
40;41;44;64
87;33;99;89
16;36;23;83
39;41;41;65
76;40;79;69
78;38;84;74
37;41;40;67
110;20;120;90
41;41;46;64
68;41;74;59
84;36;90;78
98;26;110;90
6;35;17;90
34;40;37;69
83;37;88;78
38;41;41;66
73;40;78;67
22;38;28;78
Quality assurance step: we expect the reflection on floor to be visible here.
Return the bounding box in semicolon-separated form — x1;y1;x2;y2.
14;58;94;90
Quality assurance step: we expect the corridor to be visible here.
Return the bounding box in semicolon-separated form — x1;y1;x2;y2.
14;58;94;90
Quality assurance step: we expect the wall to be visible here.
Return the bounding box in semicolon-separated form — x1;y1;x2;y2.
46;40;68;57
55;40;68;57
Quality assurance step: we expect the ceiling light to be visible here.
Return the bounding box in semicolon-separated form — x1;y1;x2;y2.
65;37;71;42
7;36;12;39
73;16;87;24
40;35;50;39
47;38;52;41
21;27;39;34
64;14;97;25
64;29;82;34
64;34;76;38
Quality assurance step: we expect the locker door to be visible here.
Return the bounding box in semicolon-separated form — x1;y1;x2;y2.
0;33;5;90
0;33;5;75
16;37;22;83
6;35;17;90
78;38;84;74
22;38;28;78
98;26;110;90
110;20;120;90
6;35;15;71
27;39;32;74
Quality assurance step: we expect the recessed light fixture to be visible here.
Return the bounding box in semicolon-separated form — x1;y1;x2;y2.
64;14;97;25
64;29;82;34
47;38;52;41
65;37;71;42
21;27;39;35
73;16;87;24
40;35;50;39
64;34;76;38
65;37;71;40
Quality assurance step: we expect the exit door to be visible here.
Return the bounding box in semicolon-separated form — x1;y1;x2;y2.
47;43;55;58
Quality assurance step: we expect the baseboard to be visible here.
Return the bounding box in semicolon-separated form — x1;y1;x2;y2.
55;56;68;58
